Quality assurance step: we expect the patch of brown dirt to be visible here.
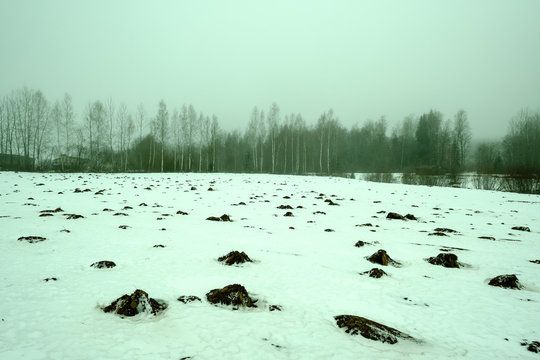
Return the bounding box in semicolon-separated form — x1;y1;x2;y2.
103;289;167;316
218;251;253;265
334;315;416;344
206;284;257;309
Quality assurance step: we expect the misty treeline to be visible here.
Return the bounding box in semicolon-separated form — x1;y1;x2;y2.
0;87;539;179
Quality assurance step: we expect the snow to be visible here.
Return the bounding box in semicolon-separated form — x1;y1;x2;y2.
1;172;539;359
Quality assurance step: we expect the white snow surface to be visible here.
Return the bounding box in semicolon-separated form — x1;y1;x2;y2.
1;172;539;360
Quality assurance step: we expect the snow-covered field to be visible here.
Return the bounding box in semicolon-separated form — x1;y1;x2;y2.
1;172;539;359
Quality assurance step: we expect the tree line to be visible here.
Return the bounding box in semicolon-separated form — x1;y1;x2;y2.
0;87;538;177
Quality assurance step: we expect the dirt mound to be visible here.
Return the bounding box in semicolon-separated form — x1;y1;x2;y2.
18;236;46;243
512;226;530;232
90;261;116;269
361;268;387;278
40;207;63;213
386;212;404;220
334;315;416;344
488;274;522;289
283;211;294;217
206;214;232;222
218;251;253;265
177;296;202;303
434;227;458;233
277;205;293;209
522;340;540;353
103;289;167;316
427;253;460;268
366;249;400;266
206;284;257;309
404;214;417;220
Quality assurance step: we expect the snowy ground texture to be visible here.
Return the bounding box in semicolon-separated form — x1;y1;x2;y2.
1;172;539;360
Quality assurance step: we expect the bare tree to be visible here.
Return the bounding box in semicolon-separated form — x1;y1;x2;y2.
154;100;169;172
267;102;280;173
246;107;259;171
85;100;105;168
51;101;63;169
316;111;328;173
171;109;181;171
135;104;146;170
105;98;115;168
116;103;129;171
453;109;471;171
61;94;74;160
187;104;197;171
180;104;189;171
210;115;219;171
257;109;266;172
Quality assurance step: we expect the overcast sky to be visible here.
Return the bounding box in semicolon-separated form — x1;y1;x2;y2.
1;0;539;138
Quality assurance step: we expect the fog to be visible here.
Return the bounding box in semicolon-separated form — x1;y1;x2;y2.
1;0;539;138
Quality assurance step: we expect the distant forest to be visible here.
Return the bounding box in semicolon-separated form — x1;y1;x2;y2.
0;87;538;177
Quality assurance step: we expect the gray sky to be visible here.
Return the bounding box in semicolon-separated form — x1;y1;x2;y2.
1;0;539;138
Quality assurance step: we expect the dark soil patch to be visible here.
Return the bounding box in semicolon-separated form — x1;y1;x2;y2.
91;261;116;269
429;232;449;237
386;212;404;220
488;274;522;289
530;260;540;264
366;249;400;266
103;208;114;212
153;244;165;248
324;228;335;232
334;315;416;344
74;188;91;193
313;211;326;215
113;212;128;216
478;236;495;240
177;296;202;303
404;214;417;220
40;207;63;213
206;284;257;309
218;251;253;265
522;340;540;353
355;240;369;247
44;277;57;282
206;214;232;222
283;212;294;217
65;214;84;219
39;213;54;217
361;268;387;278
356;223;373;227
118;225;129;229
18;236;46;243
103;289;167;316
434;227;458;233
139;203;148;206
426;253;460;268
277;205;293;210
512;226;530;232
269;305;282;311
176;210;188;215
